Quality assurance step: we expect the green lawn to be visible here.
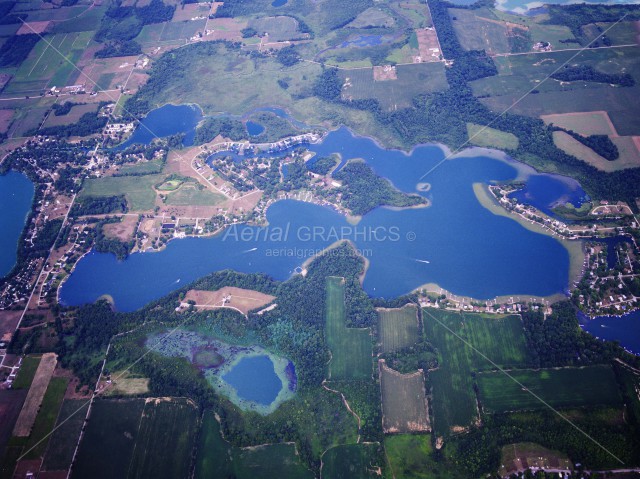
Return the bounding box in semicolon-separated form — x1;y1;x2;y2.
325;276;373;380
477;365;623;413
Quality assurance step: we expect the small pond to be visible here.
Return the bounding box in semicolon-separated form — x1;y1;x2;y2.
246;120;265;137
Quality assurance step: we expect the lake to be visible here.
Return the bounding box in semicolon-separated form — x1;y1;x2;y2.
0;171;34;278
508;172;587;218
115;104;202;150
222;355;282;405
246;120;265;136
496;0;640;14
60;127;575;312
580;310;640;355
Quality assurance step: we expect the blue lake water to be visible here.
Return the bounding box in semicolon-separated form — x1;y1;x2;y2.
496;0;640;14
509;173;587;218
246;121;265;136
60;127;575;311
580;310;640;355
115;104;202;150
271;0;287;6
0;171;34;278
222;355;282;405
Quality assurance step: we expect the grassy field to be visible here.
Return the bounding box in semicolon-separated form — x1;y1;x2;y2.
163;183;226;206
321;444;385;479
339;63;448;111
194;410;313;479
72;398;198;479
11;355;41;390
541;111;617;136
249;15;302;42
377;304;419;353
449;8;512;54
379;362;429;433
116;158;165;176
22;377;68;459
477;365;623;413
43;103;99;128
466;123;519;150
325;276;373;380
385;434;465;479
80;174;163;211
42;399;89;471
423;309;528;435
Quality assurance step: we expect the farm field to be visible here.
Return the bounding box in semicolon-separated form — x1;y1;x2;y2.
42;103;99;128
22;377;68;459
379;361;429;433
321;444;385;479
79;174;164;211
72;398;198;479
249;15;305;42
449;8;513;54
4;31;93;95
423;309;528;435
325;276;373;380
377;304;419;353
541;111;617;136
13;353;57;437
117;157;165;175
385;434;464;479
194;411;313;479
466;123;519;150
41;399;90;471
184;287;276;315
339;63;448;111
477;365;623;413
11;355;41;390
552;131;640;172
163;182;226;206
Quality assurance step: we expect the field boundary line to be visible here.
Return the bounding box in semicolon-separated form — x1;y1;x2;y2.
422;308;625;465
417;12;631;181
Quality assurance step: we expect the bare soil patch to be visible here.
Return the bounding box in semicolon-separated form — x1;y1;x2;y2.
17;21;50;35
416;28;441;62
373;65;397;81
182;287;276;316
102;215;138;242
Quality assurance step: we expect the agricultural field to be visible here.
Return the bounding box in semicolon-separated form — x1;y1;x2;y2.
499;442;572;477
249;16;306;42
580;21;640;47
325;276;373;381
102;215;139;242
477;365;623;413
117;157;165;175
103;371;150;396
449;8;515;54
321;443;386;479
13;353;57;437
377;304;419;353
385;434;464;479
11;355;41;390
541;111;617;136
42;103;99;128
4;31;93;95
194;411;313;479
41;399;90;471
466;123;519;150
339;63;448;111
473;46;640;136
72;398;198;479
183;287;276;315
422;309;528;435
79;174;164;211
379;361;430;433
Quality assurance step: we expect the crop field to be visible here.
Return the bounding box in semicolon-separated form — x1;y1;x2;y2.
50;6;106;33
500;442;572;477
11;355;41;390
72;398;198;479
163;182;226;206
171;3;210;22
348;8;396;29
325;276;373;380
385;434;464;479
80;174;164;211
377;304;419;353
117;157;165;175
449;8;512;54
422;309;528;435
23;377;68;459
160;19;206;42
195;411;313;479
102;215;138;242
580;21;639;47
379;361;429;433
13;353;57;437
541;111;617;136
473;47;640;135
467;123;519;150
103;370;150;396
42;103;99;128
249;16;303;42
321;444;385;479
184;287;276;315
339;62;448;111
552;131;640;172
477;365;623;413
42;399;90;471
5;32;93;95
